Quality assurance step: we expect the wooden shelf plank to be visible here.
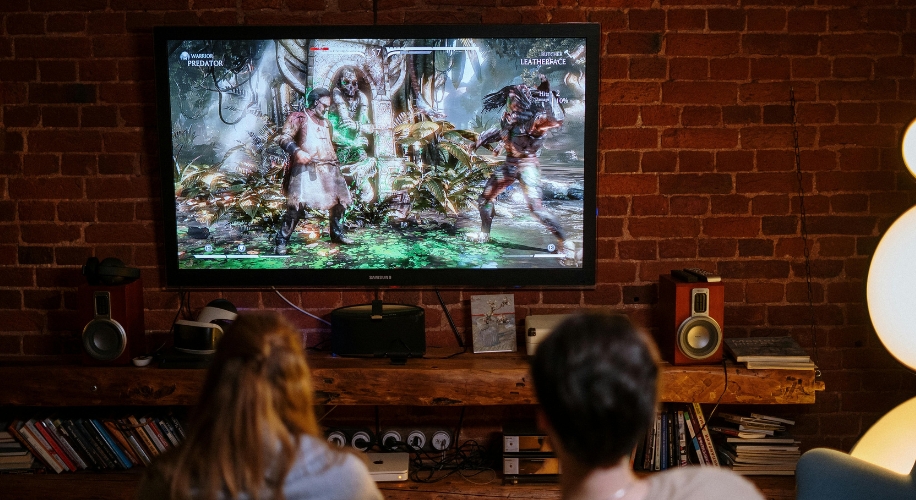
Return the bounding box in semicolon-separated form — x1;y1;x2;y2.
0;470;796;500
0;355;823;407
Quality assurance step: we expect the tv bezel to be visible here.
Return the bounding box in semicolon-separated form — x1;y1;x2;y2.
154;23;599;289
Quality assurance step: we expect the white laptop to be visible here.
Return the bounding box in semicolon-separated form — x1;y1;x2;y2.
365;452;410;482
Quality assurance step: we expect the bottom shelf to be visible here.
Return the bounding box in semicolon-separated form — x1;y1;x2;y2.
0;470;796;500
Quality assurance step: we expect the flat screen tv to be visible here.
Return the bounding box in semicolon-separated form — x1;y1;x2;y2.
154;23;598;288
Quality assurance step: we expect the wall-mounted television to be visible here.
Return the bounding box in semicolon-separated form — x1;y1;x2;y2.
154;23;598;288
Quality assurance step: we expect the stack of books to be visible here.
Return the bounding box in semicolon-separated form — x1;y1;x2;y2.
724;336;815;370
633;403;719;471
5;413;185;473
711;412;800;475
0;425;35;471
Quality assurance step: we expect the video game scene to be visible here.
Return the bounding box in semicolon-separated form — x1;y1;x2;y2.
164;36;588;271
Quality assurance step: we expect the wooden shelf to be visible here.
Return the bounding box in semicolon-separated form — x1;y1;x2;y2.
0;353;823;407
0;469;798;500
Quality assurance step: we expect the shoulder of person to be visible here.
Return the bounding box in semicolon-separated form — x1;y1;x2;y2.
285;435;381;500
647;466;764;500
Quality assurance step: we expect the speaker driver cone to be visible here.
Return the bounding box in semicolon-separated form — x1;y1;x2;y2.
83;319;127;361
677;316;722;360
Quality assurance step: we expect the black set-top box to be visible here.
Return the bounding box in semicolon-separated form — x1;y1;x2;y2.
330;301;425;362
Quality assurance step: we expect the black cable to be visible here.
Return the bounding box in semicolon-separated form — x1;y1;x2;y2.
697;358;728;433
435;289;465;348
790;86;822;378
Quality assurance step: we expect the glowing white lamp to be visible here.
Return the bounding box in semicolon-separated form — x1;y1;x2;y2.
903;119;916;178
866;204;916;372
849;395;916;475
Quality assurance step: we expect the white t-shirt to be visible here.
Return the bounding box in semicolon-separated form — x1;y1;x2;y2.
644;466;765;500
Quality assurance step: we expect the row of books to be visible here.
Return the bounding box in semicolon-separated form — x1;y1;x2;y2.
633;402;719;471
711;412;800;476
724;336;816;370
4;414;185;473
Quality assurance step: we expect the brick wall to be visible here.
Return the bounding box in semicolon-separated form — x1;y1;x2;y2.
2;0;915;452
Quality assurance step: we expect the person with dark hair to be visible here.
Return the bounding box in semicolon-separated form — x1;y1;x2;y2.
530;313;763;500
137;312;382;500
275;87;354;253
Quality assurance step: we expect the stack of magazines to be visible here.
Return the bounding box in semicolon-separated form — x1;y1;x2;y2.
711;412;800;475
0;425;36;471
724;336;815;370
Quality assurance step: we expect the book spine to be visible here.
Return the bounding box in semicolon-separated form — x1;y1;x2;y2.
79;419;118;469
676;410;688;467
42;418;87;470
146;418;172;452
102;420;140;466
691;403;720;467
19;422;64;473
6;420;47;469
126;415;160;457
27;419;71;472
682;408;707;465
140;417;168;453
660;411;668;470
652;412;661;471
61;419;102;470
667;411;676;469
90;419;133;469
641;422;653;471
167;414;186;441
124;430;152;466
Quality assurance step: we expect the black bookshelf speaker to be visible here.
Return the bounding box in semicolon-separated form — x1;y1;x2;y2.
656;274;724;365
78;279;145;366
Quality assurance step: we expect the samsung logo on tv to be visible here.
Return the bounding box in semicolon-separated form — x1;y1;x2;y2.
369;275;391;280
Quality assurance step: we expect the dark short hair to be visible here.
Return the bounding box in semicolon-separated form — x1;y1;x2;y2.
307;87;331;108
531;313;660;468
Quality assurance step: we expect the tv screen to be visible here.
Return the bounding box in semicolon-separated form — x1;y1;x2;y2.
154;24;598;288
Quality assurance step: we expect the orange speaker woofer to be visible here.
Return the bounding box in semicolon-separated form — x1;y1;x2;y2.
656;274;724;365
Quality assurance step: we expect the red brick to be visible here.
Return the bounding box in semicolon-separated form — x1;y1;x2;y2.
820;126;897;148
588;10;627;30
199;11;240;25
601;105;639;127
658;238;696;259
79;60;119;82
756;150;793;171
600;81;660;104
820;80;896;101
9;178;84;200
582;284;623;306
821;34;900;56
869;192;912;215
6;13;45;34
787;9;825;32
117;58;155;83
832;57;873;79
661;128;738;149
85;222;155;244
99;81;156;105
628;217;700;238
762;216;798;235
745;8;785;32
741;126;799;149
597;174;657;195
791;57;831;78
639;151;676;173
742;34;818;56
738;238;774;257
724;304;765;326
640;105;679;126
681;107;720;127
605;32;662;55
795;103;834;124
699;238;736;257
597;196;629;216
618;240;657;260
632;195;668;216
29;130;103;153
628;9;665;31
670;196;708;215
710;57;749;80
85;178;151;199
666;33;739;56
61;154;96;176
595;261;637;284
599;128;658;149
42;107;80;127
878;101;916;125
47;13;87;33
596;236;617;258
829;194;868;213
876;56;915;78
737;172;806;194
81;105;119;127
837;103;877;124
21;224;81;244
629;57;667;79
722;105;760;124
17;37;94;59
601;57;628;79
0;61;37;82
703;216;760;237
58;201;95;222
751;57;791;81
603;151;640;173
4;105;41;127
746;282;784;303
670;58;708;80
679;150;715;172
709;194;750;215
97;201;135;222
30;83;97;104
667;9;705;31
2;130;25;152
660;173;732;194
87;12;126;34
22;154;60;176
18;201;56;221
546;9;585;23
806;216;876;236
818;236;855;257
751;194;789;215
662;81;737;104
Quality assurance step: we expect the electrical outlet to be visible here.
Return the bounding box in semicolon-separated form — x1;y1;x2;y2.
430;430;451;451
326;430;347;448
381;430;402;448
406;430;427;450
351;430;372;451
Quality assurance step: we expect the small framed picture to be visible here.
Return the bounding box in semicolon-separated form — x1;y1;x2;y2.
470;294;517;353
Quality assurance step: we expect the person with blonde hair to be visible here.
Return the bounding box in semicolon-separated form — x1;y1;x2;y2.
137;312;382;500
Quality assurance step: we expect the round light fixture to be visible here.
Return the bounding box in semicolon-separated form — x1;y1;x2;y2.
903;118;916;178
866;205;916;371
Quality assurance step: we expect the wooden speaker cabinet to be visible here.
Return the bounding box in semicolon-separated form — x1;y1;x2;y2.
78;279;145;366
656;274;724;365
